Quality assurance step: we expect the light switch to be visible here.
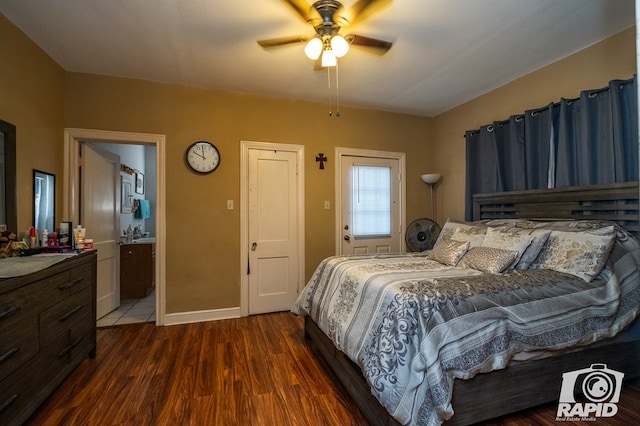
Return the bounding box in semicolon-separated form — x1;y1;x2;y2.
227;200;234;210
324;200;330;210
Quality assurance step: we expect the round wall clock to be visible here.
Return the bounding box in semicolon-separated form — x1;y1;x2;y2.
185;141;220;174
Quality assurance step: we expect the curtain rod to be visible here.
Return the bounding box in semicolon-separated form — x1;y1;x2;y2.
464;75;635;137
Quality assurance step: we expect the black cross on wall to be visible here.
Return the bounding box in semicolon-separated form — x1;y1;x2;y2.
316;153;328;170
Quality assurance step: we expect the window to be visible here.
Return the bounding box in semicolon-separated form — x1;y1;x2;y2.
351;165;391;237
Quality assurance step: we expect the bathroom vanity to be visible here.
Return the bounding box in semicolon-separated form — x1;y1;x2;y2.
120;240;155;299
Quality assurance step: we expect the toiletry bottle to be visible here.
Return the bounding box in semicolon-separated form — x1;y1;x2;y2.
42;229;49;247
29;226;37;248
126;225;133;243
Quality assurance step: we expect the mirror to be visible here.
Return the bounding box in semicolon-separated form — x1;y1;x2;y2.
0;119;16;232
33;170;55;240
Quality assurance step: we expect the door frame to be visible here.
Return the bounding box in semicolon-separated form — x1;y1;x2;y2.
335;147;406;255
63;128;167;325
240;140;305;317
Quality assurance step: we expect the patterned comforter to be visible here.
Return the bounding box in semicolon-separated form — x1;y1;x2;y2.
291;228;640;425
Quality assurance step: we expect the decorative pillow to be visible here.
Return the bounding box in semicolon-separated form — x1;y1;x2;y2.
437;218;487;245
529;226;616;281
481;227;533;269
451;226;487;248
458;247;518;274
428;239;470;266
514;229;551;269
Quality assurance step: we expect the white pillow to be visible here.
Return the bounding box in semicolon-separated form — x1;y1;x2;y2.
451;226;486;248
436;218;487;245
481;227;534;270
529;226;616;281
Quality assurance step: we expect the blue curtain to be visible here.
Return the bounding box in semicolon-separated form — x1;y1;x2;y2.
610;78;638;182
555;89;615;186
494;115;525;192
465;125;498;220
465;75;638;220
524;103;554;189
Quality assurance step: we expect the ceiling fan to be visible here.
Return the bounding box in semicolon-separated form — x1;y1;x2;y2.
257;0;393;67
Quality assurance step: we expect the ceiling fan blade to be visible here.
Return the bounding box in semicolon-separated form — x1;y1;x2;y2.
281;0;322;25
257;35;309;48
334;0;392;27
345;34;392;54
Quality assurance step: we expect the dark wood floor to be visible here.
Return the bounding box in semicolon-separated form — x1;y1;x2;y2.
26;312;640;425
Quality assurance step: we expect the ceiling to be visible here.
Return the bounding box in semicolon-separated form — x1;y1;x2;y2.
0;0;635;117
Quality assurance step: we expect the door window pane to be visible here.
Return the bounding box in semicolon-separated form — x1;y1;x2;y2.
351;165;391;236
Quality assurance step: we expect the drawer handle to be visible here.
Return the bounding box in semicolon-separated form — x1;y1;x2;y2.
57;336;84;358
0;306;19;321
58;277;84;290
0;348;19;364
0;394;18;413
58;305;83;322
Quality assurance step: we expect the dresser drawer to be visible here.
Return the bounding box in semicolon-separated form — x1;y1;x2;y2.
41;319;94;376
0;354;42;426
0;285;41;382
38;261;93;301
40;286;92;346
0;281;42;333
0;323;38;382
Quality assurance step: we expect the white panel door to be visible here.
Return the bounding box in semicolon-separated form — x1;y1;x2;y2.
340;155;402;255
248;148;299;314
82;143;120;318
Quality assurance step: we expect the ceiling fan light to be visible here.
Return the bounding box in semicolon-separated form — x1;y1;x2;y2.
331;35;349;57
304;37;323;60
321;49;337;67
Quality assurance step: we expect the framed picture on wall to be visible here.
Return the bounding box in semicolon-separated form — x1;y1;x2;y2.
135;172;144;195
122;176;132;213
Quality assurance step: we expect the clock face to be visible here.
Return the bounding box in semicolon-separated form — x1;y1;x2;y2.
186;141;220;174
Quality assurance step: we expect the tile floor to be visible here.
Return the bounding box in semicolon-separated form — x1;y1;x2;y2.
97;290;156;327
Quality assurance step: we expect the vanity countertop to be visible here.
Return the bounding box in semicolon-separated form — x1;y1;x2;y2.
122;237;156;244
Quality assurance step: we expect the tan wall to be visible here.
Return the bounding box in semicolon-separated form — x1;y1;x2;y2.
3;11;636;315
0;14;65;232
431;27;637;221
63;73;432;312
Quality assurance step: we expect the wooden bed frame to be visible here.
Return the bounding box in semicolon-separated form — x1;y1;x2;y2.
304;182;640;426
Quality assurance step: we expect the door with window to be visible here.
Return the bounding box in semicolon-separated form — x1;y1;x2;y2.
338;150;404;254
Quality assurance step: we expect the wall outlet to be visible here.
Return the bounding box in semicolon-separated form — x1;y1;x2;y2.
227;200;234;210
324;200;330;210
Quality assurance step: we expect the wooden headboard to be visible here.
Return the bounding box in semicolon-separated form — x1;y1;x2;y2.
472;182;640;237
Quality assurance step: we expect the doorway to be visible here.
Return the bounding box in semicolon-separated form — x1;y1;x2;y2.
240;140;305;316
335;147;406;255
64;128;166;325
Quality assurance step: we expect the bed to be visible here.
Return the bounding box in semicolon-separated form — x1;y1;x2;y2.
292;182;640;426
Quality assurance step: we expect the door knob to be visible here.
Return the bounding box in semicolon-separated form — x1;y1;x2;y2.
251;242;257;251
344;235;350;241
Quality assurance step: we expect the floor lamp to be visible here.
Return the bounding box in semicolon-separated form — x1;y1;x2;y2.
421;173;442;221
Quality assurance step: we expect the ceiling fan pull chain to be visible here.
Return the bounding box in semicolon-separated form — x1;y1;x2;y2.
336;60;341;117
327;66;333;116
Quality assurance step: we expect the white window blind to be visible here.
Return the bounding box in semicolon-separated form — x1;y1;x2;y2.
351;165;391;236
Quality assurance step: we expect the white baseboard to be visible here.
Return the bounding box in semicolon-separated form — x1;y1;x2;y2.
163;306;242;326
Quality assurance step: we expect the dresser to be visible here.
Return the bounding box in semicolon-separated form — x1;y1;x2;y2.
0;251;97;426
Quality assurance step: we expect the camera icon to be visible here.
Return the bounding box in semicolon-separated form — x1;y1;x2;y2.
559;363;624;404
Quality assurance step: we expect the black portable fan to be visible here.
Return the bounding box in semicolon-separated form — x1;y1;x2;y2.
405;218;441;252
